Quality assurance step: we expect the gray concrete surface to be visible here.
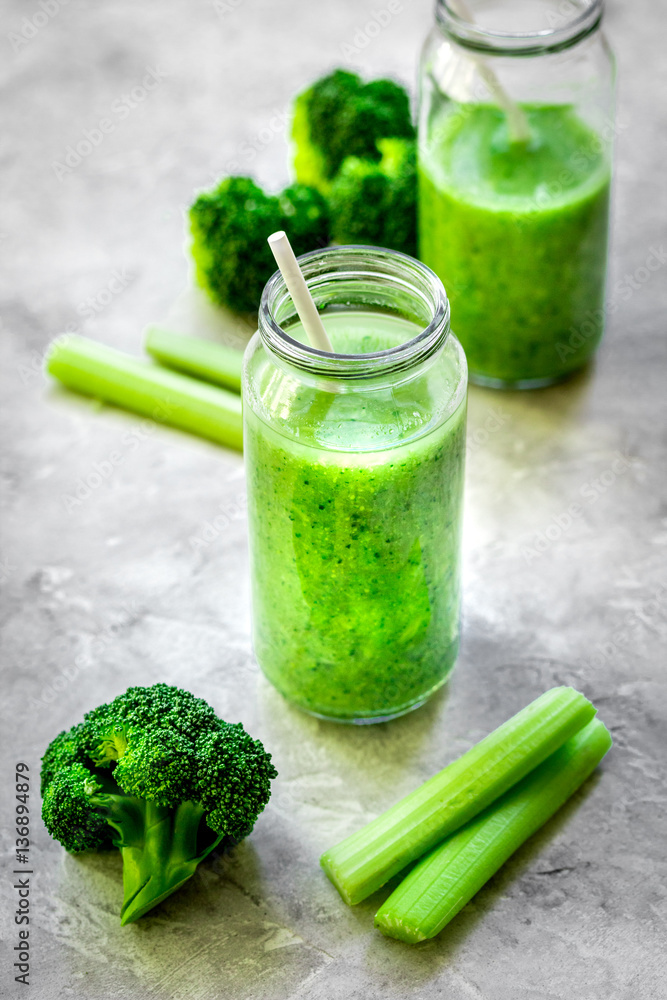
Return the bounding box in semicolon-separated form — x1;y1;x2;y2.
1;1;666;998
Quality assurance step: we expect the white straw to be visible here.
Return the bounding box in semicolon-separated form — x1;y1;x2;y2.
267;231;334;352
450;0;530;144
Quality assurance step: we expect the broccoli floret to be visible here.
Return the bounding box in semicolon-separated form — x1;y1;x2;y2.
292;70;415;192
278;183;329;254
41;763;112;852
190;177;281;314
329;138;417;258
112;729;196;807
41;683;277;925
40;721;92;794
189;177;329;314
195;724;277;841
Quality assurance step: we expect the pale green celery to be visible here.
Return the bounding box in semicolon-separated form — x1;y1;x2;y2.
320;687;596;905
375;717;611;942
144;325;243;393
46;334;242;451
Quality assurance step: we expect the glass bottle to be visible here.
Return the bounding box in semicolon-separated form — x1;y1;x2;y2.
243;246;467;722
418;0;615;388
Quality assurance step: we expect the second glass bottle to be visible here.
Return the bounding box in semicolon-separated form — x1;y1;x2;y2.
418;0;615;388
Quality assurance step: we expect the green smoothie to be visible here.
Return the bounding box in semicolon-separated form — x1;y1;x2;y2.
244;312;466;722
419;104;611;386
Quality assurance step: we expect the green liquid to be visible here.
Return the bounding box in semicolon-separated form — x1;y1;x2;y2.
244;312;466;722
419;104;611;387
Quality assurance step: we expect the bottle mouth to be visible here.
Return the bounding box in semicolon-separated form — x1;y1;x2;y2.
258;245;450;380
436;0;603;56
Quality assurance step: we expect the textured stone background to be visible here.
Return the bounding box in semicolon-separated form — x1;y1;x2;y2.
1;1;666;998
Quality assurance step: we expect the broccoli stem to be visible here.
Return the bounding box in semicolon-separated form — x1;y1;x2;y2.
144;325;243;393
374;718;612;942
46;334;243;451
91;792;224;925
320;687;596;905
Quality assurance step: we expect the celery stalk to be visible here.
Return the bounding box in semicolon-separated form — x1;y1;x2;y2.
46;334;243;451
375;718;612;942
320;687;596;905
144;325;243;393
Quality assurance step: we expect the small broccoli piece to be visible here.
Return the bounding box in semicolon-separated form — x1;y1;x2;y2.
190;177;282;314
113;729;196;807
292;70;361;190
41;683;277;925
41;764;112;852
292;70;415;192
278;183;330;254
40;722;92;795
329;138;417;258
189;177;330;314
195;724;277;842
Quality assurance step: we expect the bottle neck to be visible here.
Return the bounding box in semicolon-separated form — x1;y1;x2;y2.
258;246;450;382
435;0;603;56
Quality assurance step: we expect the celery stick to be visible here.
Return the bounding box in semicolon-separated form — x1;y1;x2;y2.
144;325;243;393
375;718;611;942
46;334;243;451
320;687;596;905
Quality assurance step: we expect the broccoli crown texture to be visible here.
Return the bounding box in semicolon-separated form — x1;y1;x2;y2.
190;176;329;314
278;183;330;254
329;138;417;258
190;176;281;314
41;763;112;852
293;70;415;188
41;683;277;924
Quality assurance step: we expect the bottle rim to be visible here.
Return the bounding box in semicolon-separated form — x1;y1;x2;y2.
258;245;450;380
435;0;603;56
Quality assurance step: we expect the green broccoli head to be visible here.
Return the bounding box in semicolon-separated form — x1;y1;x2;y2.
41;684;277;923
41;763;111;852
329;138;417;258
189;177;330;314
40;721;92;796
293;70;415;190
190;176;282;314
196;723;278;842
